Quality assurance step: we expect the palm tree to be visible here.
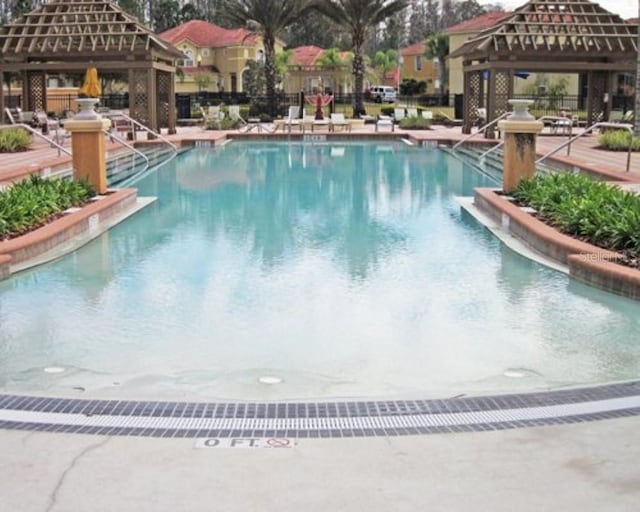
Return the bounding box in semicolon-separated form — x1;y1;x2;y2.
372;49;398;84
424;32;449;97
314;0;408;118
220;0;316;116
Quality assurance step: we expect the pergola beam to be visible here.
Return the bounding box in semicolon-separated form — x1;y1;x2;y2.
0;0;184;135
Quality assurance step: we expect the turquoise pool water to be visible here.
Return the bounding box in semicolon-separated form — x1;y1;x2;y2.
0;141;639;401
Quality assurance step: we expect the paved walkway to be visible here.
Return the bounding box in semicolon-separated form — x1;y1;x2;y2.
1;120;639;511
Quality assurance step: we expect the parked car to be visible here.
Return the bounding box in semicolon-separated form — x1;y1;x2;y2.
369;85;397;103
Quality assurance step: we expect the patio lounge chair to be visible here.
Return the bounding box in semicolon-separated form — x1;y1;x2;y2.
201;105;224;129
394;108;406;122
375;114;394;132
228;105;246;126
406;107;418;118
329;113;350;132
33;111;62;139
283;106;302;132
422;110;434;121
4;107;16;124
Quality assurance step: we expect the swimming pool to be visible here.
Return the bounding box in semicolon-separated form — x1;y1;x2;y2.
0;141;639;401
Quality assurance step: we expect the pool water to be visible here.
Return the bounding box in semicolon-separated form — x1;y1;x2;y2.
0;141;639;401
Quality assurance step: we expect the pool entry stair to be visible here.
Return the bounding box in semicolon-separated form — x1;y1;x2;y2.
106;144;177;186
449;142;505;183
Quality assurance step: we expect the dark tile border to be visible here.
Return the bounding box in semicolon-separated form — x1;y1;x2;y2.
0;381;639;438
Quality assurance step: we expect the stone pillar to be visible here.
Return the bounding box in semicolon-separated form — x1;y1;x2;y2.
65;115;112;195
498;99;543;193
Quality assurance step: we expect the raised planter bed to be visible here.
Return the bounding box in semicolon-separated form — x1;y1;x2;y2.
474;187;640;300
0;188;146;279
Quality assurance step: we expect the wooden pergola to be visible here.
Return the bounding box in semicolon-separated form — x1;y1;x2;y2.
450;0;638;137
0;0;184;134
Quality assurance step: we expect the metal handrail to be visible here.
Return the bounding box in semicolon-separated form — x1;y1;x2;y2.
108;111;178;152
103;129;150;175
1;122;71;157
452;112;510;151
480;140;505;159
536;122;633;172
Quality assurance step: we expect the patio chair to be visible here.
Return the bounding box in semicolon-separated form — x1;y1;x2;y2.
329;113;351;132
283;106;302;132
228;105;246;126
422;110;434;121
33;111;61;139
406;107;418;118
4;107;16;124
393;108;406;122
201;105;224;129
375;114;394;132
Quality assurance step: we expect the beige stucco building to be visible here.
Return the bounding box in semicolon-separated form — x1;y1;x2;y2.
159;20;284;94
284;46;353;94
399;42;439;93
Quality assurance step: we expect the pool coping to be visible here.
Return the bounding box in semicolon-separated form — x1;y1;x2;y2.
1;381;639;438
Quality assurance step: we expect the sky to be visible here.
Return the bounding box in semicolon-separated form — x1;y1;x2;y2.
480;0;638;19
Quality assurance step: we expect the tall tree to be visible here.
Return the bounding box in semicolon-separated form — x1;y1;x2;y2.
372;49;398;83
284;11;343;48
440;0;455;29
408;0;427;44
152;0;181;32
424;31;448;95
379;10;407;50
314;0;408;118
117;0;145;23
9;0;33;20
220;0;316;117
180;3;203;23
424;0;440;36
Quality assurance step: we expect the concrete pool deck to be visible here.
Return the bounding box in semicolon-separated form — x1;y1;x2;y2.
1;122;639;511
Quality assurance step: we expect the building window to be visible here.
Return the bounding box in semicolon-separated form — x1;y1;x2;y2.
183;49;195;67
415;55;423;71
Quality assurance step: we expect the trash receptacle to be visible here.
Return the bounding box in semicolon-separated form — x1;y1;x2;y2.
454;94;464;120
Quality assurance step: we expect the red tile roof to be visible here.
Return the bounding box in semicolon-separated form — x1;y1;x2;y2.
159;20;256;48
446;11;513;33
400;42;426;56
290;45;324;66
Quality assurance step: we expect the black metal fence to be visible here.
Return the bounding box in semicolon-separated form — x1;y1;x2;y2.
3;90;635;121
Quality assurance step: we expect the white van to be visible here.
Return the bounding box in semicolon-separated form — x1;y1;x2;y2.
369;85;397;103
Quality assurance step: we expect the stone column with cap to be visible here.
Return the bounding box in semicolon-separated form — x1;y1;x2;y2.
64;99;112;194
498;100;544;193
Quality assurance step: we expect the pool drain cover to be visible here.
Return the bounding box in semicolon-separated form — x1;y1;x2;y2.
44;366;65;374
258;376;282;385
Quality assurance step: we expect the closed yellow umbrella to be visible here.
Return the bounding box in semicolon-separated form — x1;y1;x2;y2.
79;66;101;97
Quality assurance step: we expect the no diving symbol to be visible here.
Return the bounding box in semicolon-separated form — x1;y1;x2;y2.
266;438;291;448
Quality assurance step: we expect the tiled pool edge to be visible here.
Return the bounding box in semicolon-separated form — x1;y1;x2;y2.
1;381;639;438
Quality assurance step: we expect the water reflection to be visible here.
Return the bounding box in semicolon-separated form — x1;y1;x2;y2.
2;141;639;400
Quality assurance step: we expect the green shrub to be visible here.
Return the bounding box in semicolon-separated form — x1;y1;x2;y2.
512;173;640;253
0;175;95;239
398;116;431;130
598;130;640;151
0;128;32;153
204;117;244;130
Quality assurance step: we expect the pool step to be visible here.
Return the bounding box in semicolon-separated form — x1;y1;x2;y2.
451;144;505;183
106;146;176;186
